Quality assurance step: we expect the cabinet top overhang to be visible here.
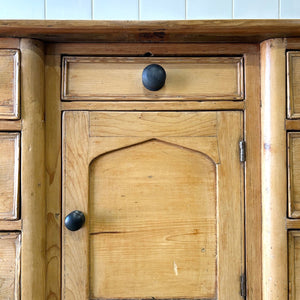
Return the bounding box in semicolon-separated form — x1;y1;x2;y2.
1;20;300;42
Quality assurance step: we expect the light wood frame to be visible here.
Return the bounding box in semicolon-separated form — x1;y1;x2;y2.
44;42;261;300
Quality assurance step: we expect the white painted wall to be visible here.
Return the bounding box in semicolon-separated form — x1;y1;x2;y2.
0;0;298;20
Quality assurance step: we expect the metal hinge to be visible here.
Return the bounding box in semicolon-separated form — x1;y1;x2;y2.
240;273;247;298
239;140;246;162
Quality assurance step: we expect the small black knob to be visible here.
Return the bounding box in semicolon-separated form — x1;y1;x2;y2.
64;210;85;231
142;64;166;91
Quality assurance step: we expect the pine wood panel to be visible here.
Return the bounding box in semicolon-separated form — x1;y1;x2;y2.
88;136;220;165
49;42;258;56
261;38;288;299
286;120;300;131
45;54;62;300
216;111;244;299
3;20;300;43
287;219;300;230
0;38;20;49
0;120;21;131
89;140;217;299
0;49;20;119
61;100;245;111
287;52;300;118
0;132;20;220
62;111;89;300
89;112;217;137
20;38;46;300
62;110;244;300
244;49;262;299
288;133;300;217
0;220;22;231
62;56;244;101
0;232;21;299
289;231;300;299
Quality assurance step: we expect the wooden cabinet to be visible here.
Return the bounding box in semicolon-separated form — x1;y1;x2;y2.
2;20;300;300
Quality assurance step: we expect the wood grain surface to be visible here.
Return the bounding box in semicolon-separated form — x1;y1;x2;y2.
261;38;288;300
0;132;19;220
288;133;300;217
20;38;46;300
0;49;19;119
0;232;21;299
244;48;262;299
1;20;300;42
89;140;217;298
61;100;244;111
62;110;244;300
89;112;217;137
45;53;62;300
62;56;244;101
289;231;300;299
287;52;300;118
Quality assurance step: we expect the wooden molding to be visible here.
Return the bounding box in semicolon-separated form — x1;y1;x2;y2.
1;20;300;42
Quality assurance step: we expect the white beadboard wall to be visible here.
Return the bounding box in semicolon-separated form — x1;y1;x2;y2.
0;0;299;20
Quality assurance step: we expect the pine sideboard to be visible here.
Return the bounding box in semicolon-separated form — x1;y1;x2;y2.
0;20;300;300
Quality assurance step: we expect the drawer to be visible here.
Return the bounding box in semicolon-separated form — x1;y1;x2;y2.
0;232;21;299
288;132;300;218
62;56;244;101
289;231;300;299
0;50;20;119
0;133;20;220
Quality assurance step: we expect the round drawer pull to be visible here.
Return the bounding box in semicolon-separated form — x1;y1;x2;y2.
64;210;85;231
142;64;166;91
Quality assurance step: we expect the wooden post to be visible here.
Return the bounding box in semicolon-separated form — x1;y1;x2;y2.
20;38;46;300
261;38;288;300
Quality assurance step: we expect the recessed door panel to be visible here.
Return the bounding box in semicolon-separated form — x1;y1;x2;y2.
89;140;216;299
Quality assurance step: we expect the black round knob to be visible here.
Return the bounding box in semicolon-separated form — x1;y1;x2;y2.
64;210;85;231
142;64;166;91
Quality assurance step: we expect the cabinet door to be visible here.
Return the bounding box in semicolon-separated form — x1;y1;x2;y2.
62;111;244;300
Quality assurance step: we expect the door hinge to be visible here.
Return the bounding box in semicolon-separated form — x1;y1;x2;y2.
239;140;246;162
240;273;247;298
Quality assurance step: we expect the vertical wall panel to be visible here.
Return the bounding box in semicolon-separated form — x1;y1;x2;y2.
140;0;185;20
234;0;279;18
281;0;300;18
0;0;299;20
93;0;139;20
46;0;92;20
0;0;44;19
187;0;232;19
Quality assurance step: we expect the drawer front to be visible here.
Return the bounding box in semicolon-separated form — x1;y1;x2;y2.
0;50;20;119
289;231;300;299
0;232;21;299
0;133;20;220
288;132;300;218
62;56;244;101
